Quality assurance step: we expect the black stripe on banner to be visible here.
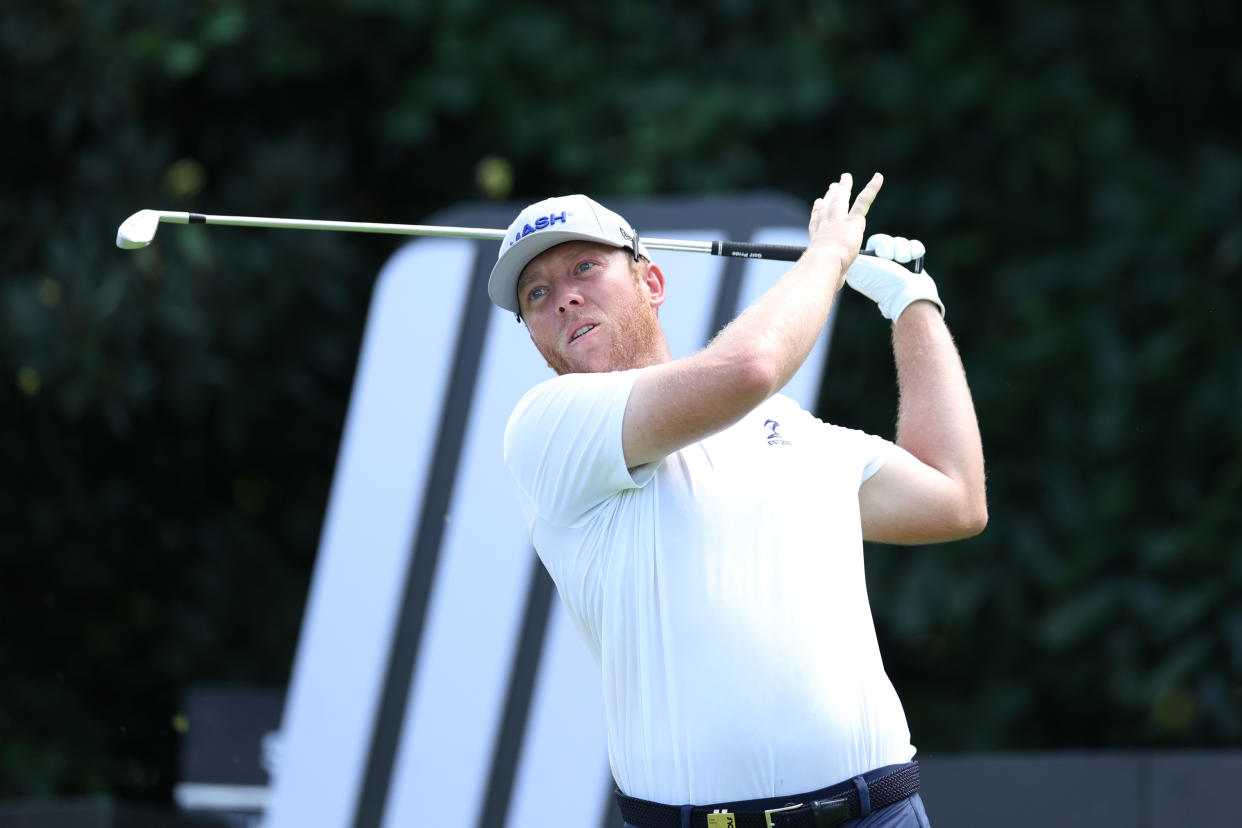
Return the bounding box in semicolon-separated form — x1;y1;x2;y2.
599;771;625;828
706;221;775;341
351;241;495;828
706;253;746;345
478;557;557;828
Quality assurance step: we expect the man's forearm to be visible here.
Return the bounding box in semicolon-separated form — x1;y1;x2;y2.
710;243;845;393
892;301;987;513
620;174;879;469
699;173;880;401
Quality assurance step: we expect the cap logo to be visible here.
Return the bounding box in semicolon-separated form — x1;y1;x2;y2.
508;211;568;248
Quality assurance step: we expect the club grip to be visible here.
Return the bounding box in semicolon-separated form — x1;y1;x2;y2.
711;241;805;261
711;241;922;272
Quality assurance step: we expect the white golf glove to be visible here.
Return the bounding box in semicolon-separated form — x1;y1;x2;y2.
846;234;945;321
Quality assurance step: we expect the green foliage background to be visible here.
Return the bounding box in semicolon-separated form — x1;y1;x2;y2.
2;0;1239;801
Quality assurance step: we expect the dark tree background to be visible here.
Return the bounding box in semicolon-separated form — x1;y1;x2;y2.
2;0;1239;802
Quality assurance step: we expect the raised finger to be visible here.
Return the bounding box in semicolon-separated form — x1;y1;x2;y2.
824;174;851;217
849;172;884;217
835;173;853;205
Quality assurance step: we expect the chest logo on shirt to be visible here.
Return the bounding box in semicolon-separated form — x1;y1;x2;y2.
763;419;793;446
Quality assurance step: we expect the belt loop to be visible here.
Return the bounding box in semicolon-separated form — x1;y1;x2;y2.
851;775;871;818
681;804;692;828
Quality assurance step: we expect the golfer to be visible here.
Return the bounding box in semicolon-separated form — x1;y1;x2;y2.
489;173;986;828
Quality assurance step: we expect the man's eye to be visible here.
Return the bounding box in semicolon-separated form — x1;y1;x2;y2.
528;286;548;301
575;261;596;274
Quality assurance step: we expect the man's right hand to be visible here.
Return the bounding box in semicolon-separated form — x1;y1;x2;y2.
806;172;884;290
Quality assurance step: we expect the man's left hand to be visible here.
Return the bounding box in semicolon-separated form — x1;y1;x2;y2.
846;234;944;321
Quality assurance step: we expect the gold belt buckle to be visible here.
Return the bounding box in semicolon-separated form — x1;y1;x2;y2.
763;802;802;828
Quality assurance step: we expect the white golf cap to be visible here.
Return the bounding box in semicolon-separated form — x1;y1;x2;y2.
488;194;649;314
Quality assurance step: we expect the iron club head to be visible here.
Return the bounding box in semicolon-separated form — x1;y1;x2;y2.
116;209;164;249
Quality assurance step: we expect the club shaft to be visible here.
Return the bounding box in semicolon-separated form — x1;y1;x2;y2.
170;212;507;241
139;211;908;267
164;212;803;260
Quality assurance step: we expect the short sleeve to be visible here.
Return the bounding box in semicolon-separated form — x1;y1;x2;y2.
856;431;894;484
504;370;643;526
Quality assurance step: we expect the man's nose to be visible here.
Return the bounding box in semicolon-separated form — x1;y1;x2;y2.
555;285;583;313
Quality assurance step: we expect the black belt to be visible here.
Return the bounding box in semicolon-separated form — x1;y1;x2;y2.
615;761;919;828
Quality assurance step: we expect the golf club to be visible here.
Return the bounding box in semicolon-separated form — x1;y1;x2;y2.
115;210;920;271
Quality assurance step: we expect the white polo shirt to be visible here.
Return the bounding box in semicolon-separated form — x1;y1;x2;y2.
504;369;915;805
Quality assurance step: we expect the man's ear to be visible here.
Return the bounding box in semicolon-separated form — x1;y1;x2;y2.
643;262;667;309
